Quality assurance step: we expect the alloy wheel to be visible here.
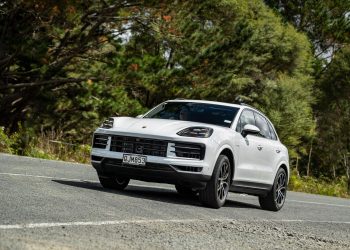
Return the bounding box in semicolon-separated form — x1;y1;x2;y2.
275;171;287;206
217;161;230;201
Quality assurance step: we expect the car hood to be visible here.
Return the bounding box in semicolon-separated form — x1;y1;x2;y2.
98;117;227;138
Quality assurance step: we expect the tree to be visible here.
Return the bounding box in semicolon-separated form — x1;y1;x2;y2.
0;0;143;131
314;45;350;190
264;0;350;67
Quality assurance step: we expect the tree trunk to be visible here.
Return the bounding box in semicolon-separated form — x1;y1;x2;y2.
307;141;313;176
295;156;300;177
344;153;350;194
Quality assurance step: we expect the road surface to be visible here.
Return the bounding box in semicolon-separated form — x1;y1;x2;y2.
0;153;349;249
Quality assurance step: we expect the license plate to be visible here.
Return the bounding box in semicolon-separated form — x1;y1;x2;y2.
122;154;147;166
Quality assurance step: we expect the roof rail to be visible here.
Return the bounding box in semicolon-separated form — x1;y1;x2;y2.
240;102;255;109
175;98;186;100
240;103;266;114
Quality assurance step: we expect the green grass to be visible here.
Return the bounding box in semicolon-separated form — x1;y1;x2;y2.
0;126;90;164
289;169;349;198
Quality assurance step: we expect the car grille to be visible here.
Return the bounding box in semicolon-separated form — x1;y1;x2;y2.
171;143;205;160
110;135;168;157
92;134;109;149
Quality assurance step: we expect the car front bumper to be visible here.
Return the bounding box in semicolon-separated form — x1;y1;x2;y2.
91;155;211;189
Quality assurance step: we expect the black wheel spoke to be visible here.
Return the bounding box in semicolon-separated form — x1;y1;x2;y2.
217;161;230;201
275;172;286;206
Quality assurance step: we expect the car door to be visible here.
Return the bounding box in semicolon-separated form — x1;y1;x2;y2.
252;112;277;184
234;109;265;183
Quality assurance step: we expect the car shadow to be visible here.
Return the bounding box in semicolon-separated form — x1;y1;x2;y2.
52;179;261;210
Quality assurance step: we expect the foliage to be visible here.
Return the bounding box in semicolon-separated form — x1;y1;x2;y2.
313;46;350;183
0;125;90;163
289;169;349;198
0;127;12;153
264;0;350;65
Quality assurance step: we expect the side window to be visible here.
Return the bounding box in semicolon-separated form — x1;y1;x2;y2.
236;110;255;133
254;112;271;139
267;121;278;140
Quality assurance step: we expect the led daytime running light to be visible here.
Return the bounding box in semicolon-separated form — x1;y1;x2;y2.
177;127;213;138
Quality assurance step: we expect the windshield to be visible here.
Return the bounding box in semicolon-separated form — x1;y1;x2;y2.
144;102;239;128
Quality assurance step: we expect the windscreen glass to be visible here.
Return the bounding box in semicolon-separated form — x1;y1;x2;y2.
144;102;239;128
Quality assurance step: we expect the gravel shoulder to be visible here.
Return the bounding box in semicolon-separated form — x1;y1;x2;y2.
1;220;349;250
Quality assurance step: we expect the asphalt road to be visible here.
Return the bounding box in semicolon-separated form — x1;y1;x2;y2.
0;153;349;250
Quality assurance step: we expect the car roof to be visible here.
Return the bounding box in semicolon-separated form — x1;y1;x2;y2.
166;99;242;109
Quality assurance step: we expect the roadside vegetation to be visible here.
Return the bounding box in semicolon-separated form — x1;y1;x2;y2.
0;127;90;164
0;0;349;197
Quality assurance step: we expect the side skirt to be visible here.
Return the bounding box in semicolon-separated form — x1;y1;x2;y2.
230;181;272;197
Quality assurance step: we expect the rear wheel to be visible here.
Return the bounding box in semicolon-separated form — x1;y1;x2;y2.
199;155;231;208
259;168;287;211
175;185;198;197
98;175;130;190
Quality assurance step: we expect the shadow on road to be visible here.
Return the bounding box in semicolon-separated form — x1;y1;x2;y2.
52;179;261;210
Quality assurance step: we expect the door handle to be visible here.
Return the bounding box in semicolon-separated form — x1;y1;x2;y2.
276;149;281;153
257;145;263;151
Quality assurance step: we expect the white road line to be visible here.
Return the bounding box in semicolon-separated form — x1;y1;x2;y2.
1;218;350;230
0;172;97;183
1;172;350;209
287;200;350;208
0;219;199;230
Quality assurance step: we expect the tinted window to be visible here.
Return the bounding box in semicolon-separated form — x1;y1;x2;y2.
236;109;255;133
267;121;278;140
254;112;271;139
144;102;239;128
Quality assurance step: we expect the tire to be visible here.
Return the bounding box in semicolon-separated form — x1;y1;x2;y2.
98;175;130;190
199;155;231;208
259;168;287;211
175;184;198;197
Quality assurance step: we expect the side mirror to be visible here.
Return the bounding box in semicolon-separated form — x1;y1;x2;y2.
136;114;144;118
242;124;260;137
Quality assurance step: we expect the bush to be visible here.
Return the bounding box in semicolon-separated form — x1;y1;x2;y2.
0;126;90;163
0;127;12;153
289;168;349;198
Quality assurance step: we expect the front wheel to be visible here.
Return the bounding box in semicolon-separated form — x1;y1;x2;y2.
199;155;231;208
98;175;130;190
259;168;287;211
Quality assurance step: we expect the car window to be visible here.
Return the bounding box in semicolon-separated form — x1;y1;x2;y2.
236;109;255;133
267;120;278;140
144;102;239;128
254;112;271;139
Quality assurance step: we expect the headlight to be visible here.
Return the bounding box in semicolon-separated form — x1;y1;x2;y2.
177;127;213;138
101;118;114;129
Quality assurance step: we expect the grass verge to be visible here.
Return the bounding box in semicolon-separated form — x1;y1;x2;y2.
0;126;90;164
288;169;349;198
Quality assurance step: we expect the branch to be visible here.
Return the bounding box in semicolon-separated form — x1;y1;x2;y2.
0;78;95;91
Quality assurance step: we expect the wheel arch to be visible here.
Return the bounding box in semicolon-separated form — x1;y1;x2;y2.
277;162;289;183
217;147;235;184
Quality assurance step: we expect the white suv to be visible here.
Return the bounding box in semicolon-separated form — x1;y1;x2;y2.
91;100;289;211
